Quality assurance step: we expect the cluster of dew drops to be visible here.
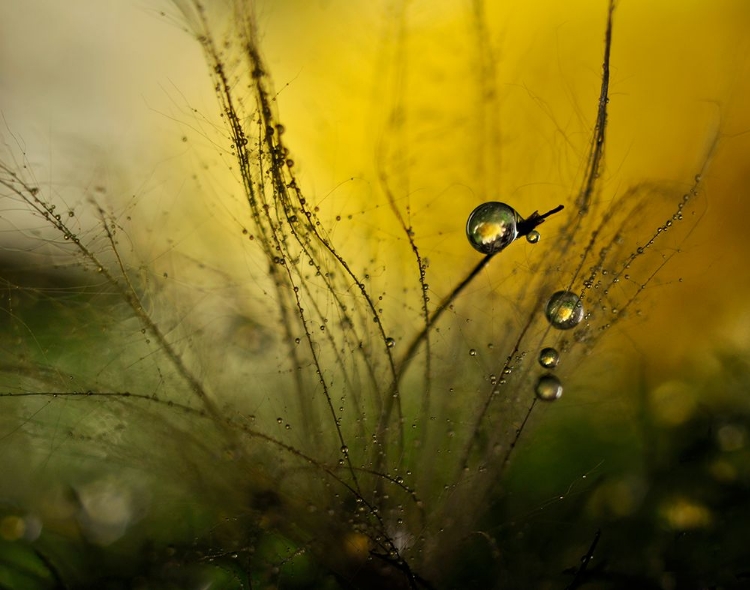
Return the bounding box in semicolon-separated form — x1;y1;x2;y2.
466;202;584;402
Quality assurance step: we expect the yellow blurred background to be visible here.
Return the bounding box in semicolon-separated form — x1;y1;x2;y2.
2;0;750;386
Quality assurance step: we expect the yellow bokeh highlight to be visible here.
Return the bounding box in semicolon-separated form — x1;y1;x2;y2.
0;516;25;542
660;497;713;530
587;476;647;519
649;380;697;426
342;532;371;562
709;458;737;483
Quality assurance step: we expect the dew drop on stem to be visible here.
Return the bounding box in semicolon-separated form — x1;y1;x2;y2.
545;291;584;330
466;202;519;254
535;374;563;401
538;347;560;369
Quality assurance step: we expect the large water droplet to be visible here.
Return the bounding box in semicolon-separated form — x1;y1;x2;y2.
466;202;519;254
538;347;559;369
545;291;584;330
535;374;563;401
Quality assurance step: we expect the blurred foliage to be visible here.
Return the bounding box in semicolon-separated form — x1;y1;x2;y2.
3;276;750;589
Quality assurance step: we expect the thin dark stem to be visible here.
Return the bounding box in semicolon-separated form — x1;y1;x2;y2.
564;529;602;590
516;204;565;237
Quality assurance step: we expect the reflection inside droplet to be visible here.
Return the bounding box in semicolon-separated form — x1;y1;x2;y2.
545;291;584;330
466;202;519;254
538;347;560;369
535;374;563;401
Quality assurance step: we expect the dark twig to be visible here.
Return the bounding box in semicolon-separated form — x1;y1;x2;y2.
564;529;601;590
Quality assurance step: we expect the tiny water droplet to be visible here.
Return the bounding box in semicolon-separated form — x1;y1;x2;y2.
466;202;519;254
526;230;540;244
545;291;584;330
535;374;563;401
385;337;395;348
340;445;349;455
469;348;477;357
538;347;559;369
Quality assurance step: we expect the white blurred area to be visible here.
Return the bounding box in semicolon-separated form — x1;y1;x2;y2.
74;476;147;545
0;0;212;168
0;0;212;256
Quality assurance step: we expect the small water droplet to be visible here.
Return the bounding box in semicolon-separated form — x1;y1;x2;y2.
535;374;563;401
469;348;477;356
526;230;540;244
545;291;584;330
538;347;560;369
385;337;395;348
466;202;519;254
340;445;349;455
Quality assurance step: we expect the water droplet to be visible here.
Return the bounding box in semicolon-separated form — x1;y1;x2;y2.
385;337;395;348
340;445;349;455
545;291;584;330
466;202;519;254
469;349;477;356
535;374;563;401
538;347;559;369
526;230;540;244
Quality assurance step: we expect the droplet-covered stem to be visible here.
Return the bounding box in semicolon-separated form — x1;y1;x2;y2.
516;204;564;238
